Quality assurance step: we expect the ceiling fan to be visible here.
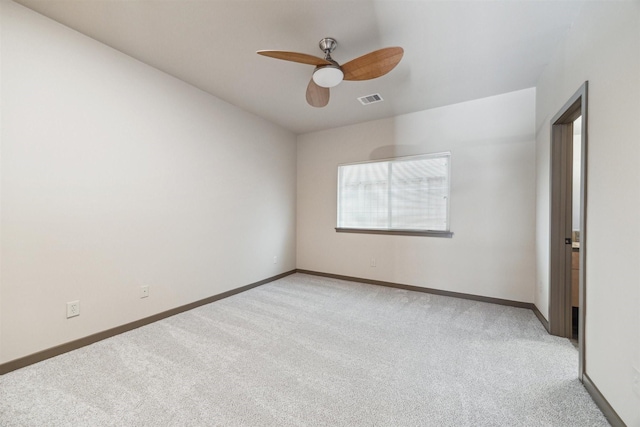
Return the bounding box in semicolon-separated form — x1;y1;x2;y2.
257;38;404;108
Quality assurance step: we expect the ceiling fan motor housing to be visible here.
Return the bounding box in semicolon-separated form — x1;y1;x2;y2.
319;37;338;54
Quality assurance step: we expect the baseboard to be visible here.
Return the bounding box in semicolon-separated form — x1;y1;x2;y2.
583;373;627;427
531;304;550;332
296;269;534;309
0;269;297;375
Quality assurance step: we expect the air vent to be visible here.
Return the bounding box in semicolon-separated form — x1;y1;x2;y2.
357;93;384;105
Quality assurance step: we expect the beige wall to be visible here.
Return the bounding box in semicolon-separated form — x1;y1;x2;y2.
297;88;536;303
0;0;297;363
535;1;640;424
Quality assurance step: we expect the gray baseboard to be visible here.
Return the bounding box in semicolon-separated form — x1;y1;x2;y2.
0;269;297;375
582;373;627;427
531;304;550;332
296;269;534;309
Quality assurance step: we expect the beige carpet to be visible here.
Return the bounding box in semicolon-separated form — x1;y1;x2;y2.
0;273;609;426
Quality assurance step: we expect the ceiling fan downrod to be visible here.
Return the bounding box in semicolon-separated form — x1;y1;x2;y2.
319;37;338;62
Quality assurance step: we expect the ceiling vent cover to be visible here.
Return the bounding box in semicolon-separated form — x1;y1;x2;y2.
358;93;384;105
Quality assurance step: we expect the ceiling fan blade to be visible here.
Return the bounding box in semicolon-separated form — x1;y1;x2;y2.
306;78;330;108
341;47;404;81
257;50;332;66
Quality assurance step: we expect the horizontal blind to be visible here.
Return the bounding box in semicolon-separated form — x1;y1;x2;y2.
337;153;450;231
338;161;389;229
390;156;449;230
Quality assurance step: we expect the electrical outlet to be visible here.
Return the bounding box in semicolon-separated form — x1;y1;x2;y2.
370;258;377;267
66;300;80;318
633;366;640;399
140;285;149;299
273;255;277;264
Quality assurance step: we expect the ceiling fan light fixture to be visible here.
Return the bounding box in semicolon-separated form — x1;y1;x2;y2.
312;65;344;88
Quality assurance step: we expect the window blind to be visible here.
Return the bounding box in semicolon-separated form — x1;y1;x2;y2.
337;153;450;232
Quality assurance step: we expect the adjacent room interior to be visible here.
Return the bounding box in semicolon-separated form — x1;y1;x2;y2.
0;0;638;425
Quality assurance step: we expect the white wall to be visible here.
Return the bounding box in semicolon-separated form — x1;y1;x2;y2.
535;2;640;424
0;0;297;364
297;88;536;303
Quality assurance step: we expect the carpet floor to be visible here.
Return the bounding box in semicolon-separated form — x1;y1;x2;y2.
0;273;609;426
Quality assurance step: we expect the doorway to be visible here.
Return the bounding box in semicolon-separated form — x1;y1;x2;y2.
570;116;583;341
548;82;588;379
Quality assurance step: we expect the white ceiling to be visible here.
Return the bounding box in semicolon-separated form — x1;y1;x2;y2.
14;0;585;134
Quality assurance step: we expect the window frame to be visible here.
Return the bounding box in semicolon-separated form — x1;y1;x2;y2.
335;152;453;238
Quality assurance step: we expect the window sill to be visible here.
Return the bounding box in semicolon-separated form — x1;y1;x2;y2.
335;228;453;238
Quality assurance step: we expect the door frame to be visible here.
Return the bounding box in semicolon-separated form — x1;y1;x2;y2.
548;81;588;380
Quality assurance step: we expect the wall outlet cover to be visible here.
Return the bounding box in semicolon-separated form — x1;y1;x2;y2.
66;300;80;318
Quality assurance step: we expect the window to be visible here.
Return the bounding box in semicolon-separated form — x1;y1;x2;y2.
336;152;452;237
